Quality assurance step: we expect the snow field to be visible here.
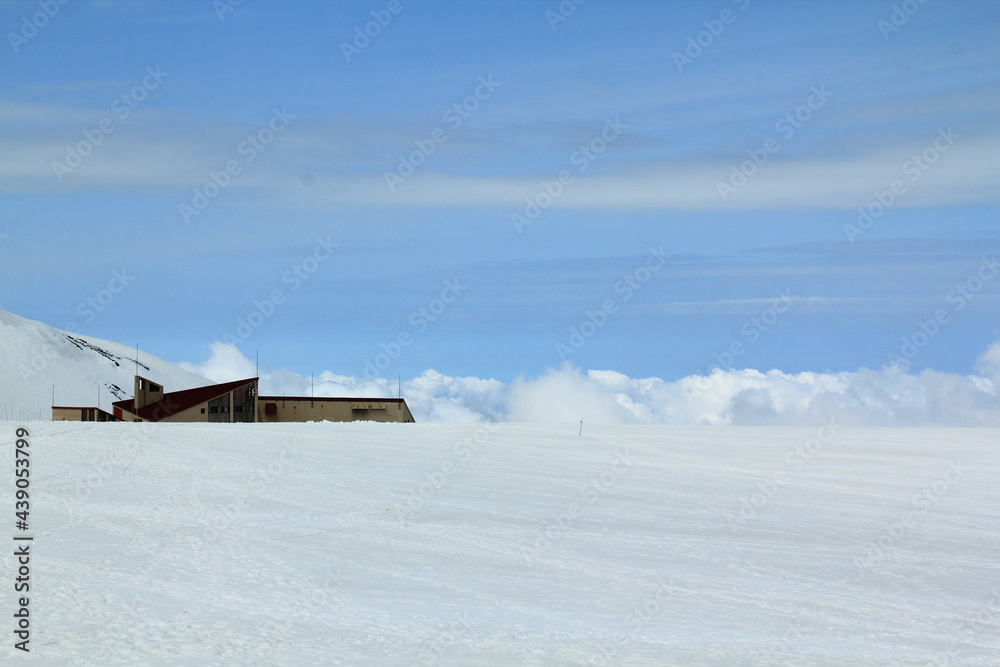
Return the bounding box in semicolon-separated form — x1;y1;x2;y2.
1;421;998;665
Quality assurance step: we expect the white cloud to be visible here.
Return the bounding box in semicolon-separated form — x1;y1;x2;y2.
180;341;1000;427
506;364;636;424
178;341;256;382
2;98;998;211
975;340;1000;383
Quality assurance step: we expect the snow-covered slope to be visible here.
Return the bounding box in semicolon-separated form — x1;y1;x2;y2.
0;308;209;420
2;421;998;664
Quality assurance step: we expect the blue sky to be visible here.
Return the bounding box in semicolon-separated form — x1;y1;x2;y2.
2;0;999;389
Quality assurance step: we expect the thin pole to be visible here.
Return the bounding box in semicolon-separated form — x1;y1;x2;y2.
579;418;583;437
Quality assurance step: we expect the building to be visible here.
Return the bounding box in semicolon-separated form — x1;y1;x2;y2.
53;375;415;424
258;395;414;423
51;406;121;422
112;376;260;423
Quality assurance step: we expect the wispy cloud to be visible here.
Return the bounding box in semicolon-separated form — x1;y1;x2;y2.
2;97;997;212
641;295;940;316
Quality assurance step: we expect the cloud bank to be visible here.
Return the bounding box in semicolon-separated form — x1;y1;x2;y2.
180;340;1000;427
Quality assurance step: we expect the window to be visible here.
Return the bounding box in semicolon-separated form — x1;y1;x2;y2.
209;406;218;414
201;408;205;414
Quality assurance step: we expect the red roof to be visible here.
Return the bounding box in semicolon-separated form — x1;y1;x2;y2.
113;378;258;422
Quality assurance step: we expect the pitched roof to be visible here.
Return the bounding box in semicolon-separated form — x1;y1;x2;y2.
113;377;258;422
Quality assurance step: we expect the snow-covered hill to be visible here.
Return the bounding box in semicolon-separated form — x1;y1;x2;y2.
0;308;209;420
1;421;998;664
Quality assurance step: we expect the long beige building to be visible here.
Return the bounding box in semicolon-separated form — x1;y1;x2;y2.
53;375;415;424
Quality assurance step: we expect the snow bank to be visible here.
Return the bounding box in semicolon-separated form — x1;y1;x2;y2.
1;421;998;664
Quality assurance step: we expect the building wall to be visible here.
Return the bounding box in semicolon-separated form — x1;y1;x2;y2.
232;383;256;423
115;402;215;423
258;397;414;423
52;407;82;421
52;407;119;422
134;376;164;410
159;403;211;423
114;406;140;422
207;394;229;423
203;384;256;423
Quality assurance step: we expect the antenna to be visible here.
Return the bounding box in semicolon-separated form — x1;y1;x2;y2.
135;343;139;376
256;349;259;378
398;374;401;399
